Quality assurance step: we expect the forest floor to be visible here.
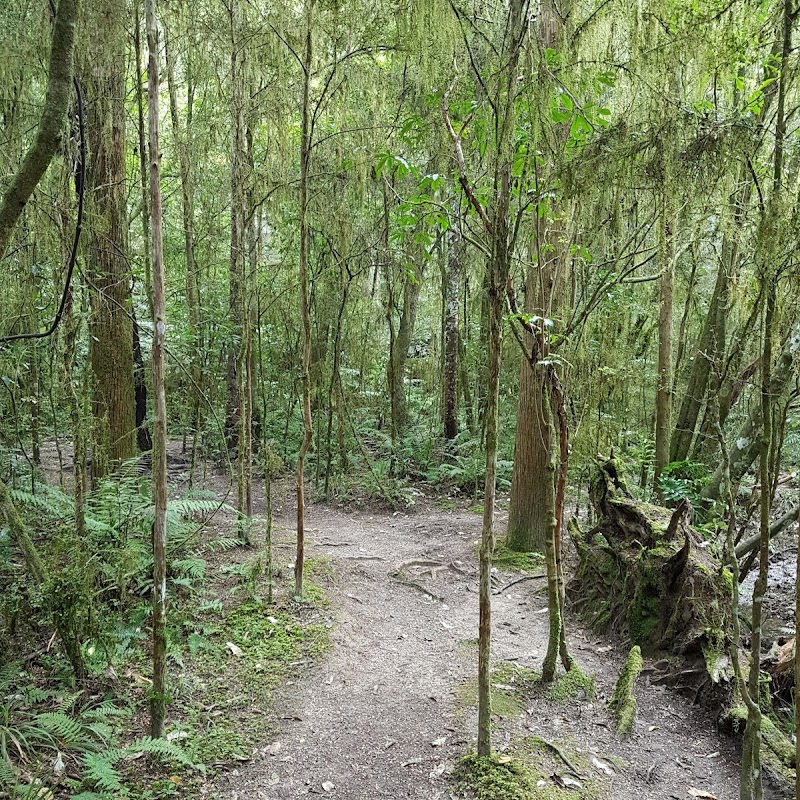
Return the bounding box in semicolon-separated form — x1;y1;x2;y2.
32;442;793;800
193;473;751;800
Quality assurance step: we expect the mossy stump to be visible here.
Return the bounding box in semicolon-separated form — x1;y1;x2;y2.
567;460;731;704
609;645;642;737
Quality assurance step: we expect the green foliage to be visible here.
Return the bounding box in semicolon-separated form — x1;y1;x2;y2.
0;666;133;795
658;460;709;505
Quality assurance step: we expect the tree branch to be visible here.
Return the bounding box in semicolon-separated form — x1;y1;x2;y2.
0;0;80;260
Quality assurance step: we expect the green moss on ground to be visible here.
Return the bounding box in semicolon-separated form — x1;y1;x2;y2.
454;677;524;719
455;663;596;722
545;667;596;702
454;754;537;800
491;536;545;572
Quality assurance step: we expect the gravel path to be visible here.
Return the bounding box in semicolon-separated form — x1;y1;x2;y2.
215;500;748;800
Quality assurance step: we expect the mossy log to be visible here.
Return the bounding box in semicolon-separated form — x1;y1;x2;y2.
567;460;732;701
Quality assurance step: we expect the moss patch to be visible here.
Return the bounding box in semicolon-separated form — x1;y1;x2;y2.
545;667;596;702
454;753;537;800
455;663;596;721
455;677;524;719
492;537;545;572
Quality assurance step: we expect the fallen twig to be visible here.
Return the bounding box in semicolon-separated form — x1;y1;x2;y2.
493;573;547;595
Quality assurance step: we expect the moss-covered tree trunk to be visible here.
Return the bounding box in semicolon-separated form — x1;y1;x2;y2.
85;0;136;479
0;0;79;260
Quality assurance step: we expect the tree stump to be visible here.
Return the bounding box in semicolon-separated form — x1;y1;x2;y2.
567;459;732;703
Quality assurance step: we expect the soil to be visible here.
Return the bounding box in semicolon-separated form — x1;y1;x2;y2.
206;485;750;800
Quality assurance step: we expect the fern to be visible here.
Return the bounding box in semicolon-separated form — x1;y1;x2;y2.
171;558;206;582
32;713;85;749
211;536;241;552
82;749;126;793
0;757;19;789
124;736;196;768
80;737;197;795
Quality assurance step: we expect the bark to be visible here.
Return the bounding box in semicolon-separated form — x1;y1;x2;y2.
507;348;552;552
295;0;315;597
539;386;560;682
145;0;169;739
226;0;246;448
796;489;799;799
0;0;79;260
85;0;137;479
165;22;202;456
670;258;727;463
133;0;153;318
653;201;674;494
443;205;462;441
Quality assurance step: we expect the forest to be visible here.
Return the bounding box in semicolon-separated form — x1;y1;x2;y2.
1;0;799;798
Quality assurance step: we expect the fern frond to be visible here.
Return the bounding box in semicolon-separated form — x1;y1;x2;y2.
82;750;125;793
170;558;206;581
211;536;241;552
0;758;19;789
123;736;195;768
32;712;85;748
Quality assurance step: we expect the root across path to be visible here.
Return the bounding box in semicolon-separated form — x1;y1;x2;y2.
216;499;744;800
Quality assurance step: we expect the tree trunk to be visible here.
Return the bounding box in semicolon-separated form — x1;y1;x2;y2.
165;19;203;464
133;0;153;318
653;198;674;495
295;0;315;597
226;0;245;449
0;0;79;259
443;203;462;441
507;352;552;552
145;0;169;739
85;0;137;479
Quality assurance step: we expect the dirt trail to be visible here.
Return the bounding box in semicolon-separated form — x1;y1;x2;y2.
215;498;749;800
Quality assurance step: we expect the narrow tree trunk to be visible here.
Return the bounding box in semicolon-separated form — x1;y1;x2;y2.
133;0;153;318
443;205;462;441
653;194;674;496
226;0;245;449
165;21;202;461
295;0;315;597
146;0;168;739
796;480;800;799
